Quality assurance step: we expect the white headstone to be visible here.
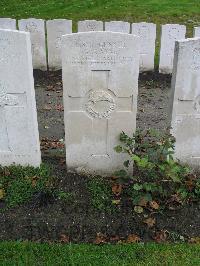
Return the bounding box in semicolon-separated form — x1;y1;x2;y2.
194;27;200;37
78;20;103;32
131;22;156;71
18;18;47;70
47;19;72;70
159;24;186;74
0;18;16;29
170;37;200;167
105;21;130;33
0;29;41;166
62;32;140;175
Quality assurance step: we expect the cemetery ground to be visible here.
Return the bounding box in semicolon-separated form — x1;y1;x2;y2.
0;71;200;247
1;1;200;263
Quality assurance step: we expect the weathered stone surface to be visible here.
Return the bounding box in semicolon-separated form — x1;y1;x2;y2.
105;21;130;33
18;18;47;70
62;32;140;175
78;20;103;32
159;24;186;74
170;37;200;167
0;18;16;29
131;22;156;71
194;27;200;37
47;19;72;70
0;29;41;166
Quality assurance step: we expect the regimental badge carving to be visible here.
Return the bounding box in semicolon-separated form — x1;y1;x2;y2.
194;95;200;113
25;22;38;32
0;83;19;107
85;90;116;119
55;37;62;49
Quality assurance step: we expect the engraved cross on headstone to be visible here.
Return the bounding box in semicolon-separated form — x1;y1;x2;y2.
0;84;19;151
68;70;133;157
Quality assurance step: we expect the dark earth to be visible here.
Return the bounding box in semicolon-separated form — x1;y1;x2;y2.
0;71;199;243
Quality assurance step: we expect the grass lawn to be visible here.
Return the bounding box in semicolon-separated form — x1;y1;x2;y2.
0;0;200;31
0;242;200;265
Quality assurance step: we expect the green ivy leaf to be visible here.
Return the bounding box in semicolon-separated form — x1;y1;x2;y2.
123;160;130;168
133;183;143;191
114;145;123;153
114;169;127;178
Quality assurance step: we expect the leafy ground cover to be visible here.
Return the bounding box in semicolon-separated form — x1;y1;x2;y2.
0;242;200;265
0;155;200;243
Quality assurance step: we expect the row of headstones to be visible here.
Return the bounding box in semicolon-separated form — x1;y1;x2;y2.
0;17;200;73
0;28;199;175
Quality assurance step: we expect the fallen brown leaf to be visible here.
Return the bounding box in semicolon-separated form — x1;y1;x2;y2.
154;230;168;243
188;237;200;244
46;85;54;91
110;236;120;242
138;197;148;207
43;104;52;111
149;201;159;210
126;234;141;243
60;234;69;243
4;168;10;176
111;175;119;180
59;159;66;165
94;233;107;244
112;184;122;196
185;180;195;191
41;138;65;150
143;217;156;228
0;189;5;200
55;104;64;111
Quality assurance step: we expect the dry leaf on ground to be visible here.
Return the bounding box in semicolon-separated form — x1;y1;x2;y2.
149;201;159;210
0;189;5;200
112;184;122;196
94;233;107;244
143;217;156;227
43;104;52;111
138;197;148;207
188;237;200;244
60;234;69;243
153;230;168;243
126;234;141;243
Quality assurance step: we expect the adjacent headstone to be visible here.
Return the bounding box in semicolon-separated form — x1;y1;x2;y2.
62;32;140;175
105;21;130;33
0;18;16;29
194;27;200;37
159;24;186;74
47;19;72;70
78;20;103;32
18;18;47;70
0;29;41;166
170;37;200;167
131;22;156;71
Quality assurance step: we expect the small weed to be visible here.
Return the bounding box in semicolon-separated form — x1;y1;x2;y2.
87;176;113;212
56;191;74;202
0;163;55;209
114;129;200;208
167;231;185;243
